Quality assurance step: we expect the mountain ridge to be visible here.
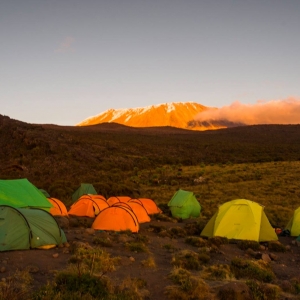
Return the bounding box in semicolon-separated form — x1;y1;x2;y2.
76;102;226;130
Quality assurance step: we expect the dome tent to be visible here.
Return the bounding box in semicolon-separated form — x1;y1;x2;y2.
129;198;162;215
68;195;108;218
72;183;97;202
0;205;67;251
47;198;69;217
168;189;201;219
201;199;278;242
0;178;52;211
285;207;300;236
92;206;139;233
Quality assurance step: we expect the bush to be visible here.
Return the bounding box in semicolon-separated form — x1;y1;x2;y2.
237;240;260;251
125;242;148;253
171;250;209;270
185;237;207;248
246;280;281;300
231;258;275;283
268;241;286;252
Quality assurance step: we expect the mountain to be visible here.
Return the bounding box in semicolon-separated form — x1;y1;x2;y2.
76;102;227;130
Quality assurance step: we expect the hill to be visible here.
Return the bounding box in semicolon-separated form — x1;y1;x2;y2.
1;114;300;204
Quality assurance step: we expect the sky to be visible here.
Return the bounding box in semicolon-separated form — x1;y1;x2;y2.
1;0;300;126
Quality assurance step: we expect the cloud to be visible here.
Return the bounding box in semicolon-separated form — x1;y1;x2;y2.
55;36;75;53
196;97;300;125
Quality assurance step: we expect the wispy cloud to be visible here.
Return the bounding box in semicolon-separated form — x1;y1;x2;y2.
196;97;300;125
55;36;75;53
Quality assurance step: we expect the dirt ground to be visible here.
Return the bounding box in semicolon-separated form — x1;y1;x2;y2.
1;217;300;300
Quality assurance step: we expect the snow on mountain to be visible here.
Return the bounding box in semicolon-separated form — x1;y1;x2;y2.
76;102;224;130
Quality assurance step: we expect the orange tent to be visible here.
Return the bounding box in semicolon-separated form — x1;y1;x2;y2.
68;195;109;218
107;196;131;206
112;202;150;223
129;198;162;215
126;202;150;223
92;206;139;233
47;198;68;217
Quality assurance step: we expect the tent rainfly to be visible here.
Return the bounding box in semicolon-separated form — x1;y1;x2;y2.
0;205;67;251
201;199;278;242
168;189;201;219
72;183;97;202
0;178;52;210
285;207;300;236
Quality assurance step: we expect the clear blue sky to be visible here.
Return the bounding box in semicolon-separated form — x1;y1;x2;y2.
1;0;299;125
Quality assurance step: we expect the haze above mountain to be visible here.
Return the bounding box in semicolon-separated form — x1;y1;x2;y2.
76;102;240;131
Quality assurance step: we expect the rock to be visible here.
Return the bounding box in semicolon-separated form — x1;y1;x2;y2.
64;242;70;248
217;281;252;300
62;249;70;254
269;253;279;261
286;245;291;251
246;248;261;259
261;253;271;263
259;245;266;251
85;228;95;235
0;267;6;273
129;256;135;262
291;240;296;245
58;243;64;248
52;253;59;258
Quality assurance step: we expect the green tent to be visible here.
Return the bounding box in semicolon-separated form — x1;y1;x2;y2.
72;183;97;202
285;207;300;236
201;199;278;242
0;179;52;210
0;205;67;251
168;189;201;219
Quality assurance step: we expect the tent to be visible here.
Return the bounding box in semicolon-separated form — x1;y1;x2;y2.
285;207;300;236
129;198;162;215
72;183;97;202
68;195;109;218
0;179;52;210
0;205;67;251
168;189;201;219
92;206;139;233
107;196;131;206
112;202;150;223
47;198;69;217
201;199;278;242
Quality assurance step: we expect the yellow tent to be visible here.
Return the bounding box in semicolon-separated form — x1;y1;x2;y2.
201;199;278;242
285;207;300;236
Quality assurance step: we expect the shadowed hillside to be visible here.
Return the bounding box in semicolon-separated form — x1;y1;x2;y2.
1;114;300;205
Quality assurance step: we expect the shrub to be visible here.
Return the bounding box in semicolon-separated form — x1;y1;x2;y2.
141;256;156;268
0;269;32;300
246;280;281;300
92;237;113;247
202;264;233;281
268;241;286;252
171;250;209;270
125;241;148;253
185;236;207;248
167;227;187;238
165;268;213;300
237;240;260;251
231;258;275;283
208;236;229;247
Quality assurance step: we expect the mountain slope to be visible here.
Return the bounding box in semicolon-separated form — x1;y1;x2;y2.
77;102;222;130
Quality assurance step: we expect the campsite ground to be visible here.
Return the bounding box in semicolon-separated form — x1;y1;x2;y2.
1;217;300;300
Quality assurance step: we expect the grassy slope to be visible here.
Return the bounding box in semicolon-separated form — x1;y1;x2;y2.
1;115;300;226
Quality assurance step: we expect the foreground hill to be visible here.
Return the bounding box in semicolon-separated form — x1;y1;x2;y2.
77;102;226;130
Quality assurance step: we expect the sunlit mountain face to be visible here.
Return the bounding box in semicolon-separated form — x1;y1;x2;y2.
76;102;242;131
